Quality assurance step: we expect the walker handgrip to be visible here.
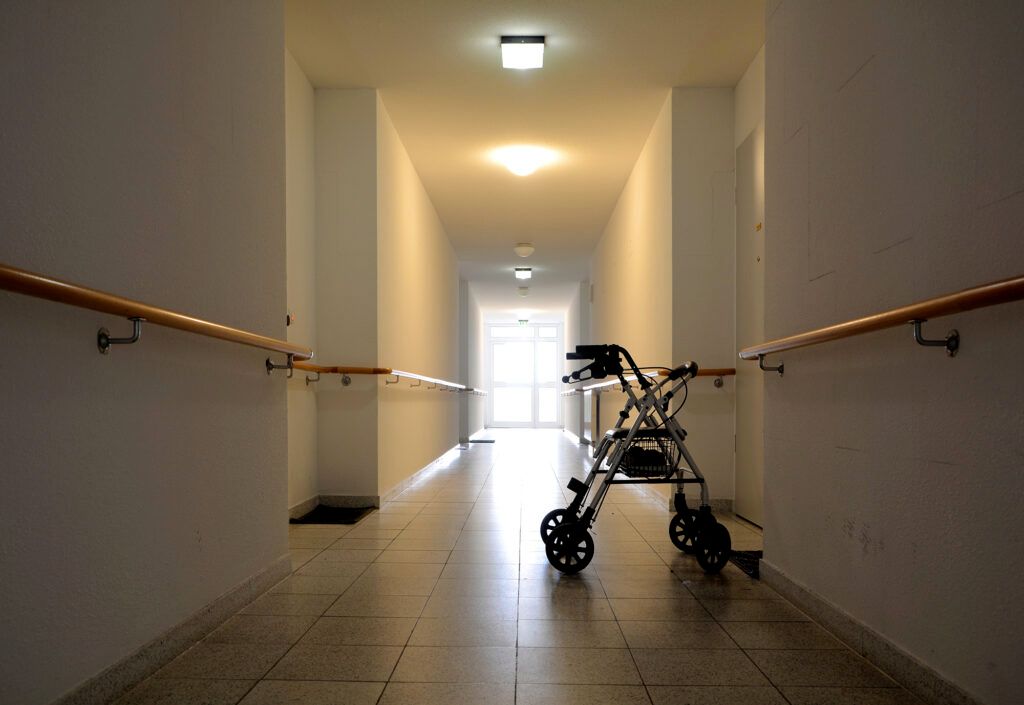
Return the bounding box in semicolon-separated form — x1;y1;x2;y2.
567;344;608;361
668;361;699;381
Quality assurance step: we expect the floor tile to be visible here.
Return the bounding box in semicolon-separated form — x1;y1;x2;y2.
747;650;896;687
721;622;844;650
631;649;769;686
647;685;788;705
781;686;923;704
325;593;427;618
344;576;438;596
330;538;395;550
156;643;290;680
379;682;515;705
315;548;383;563
266;643;403;681
439;562;519;580
113;678;254;705
608;598;712;621
408;617;518;646
431;578;519;597
682;579;780;600
700;600;809;622
360;562;444;578
391;646;517;683
206;615;317;644
421;594;519;619
375;549;451;563
238;680;384;705
517;619;626;647
517;647;641;685
271;575;357;595
241;593;337;617
300;616;416;645
295;561;371;578
519;577;607;599
618;620;735;649
516;683;651;705
518;597;615;620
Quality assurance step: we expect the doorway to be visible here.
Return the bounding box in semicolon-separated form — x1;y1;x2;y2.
487;323;562;428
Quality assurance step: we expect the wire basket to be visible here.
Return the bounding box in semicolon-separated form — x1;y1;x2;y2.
619;434;679;478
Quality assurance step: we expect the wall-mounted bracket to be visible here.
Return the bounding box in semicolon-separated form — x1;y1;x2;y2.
266;354;294;378
758;354;784;376
911;319;959;356
713;376;724;388
410;379;422;387
98;317;144;354
341;374;352;387
384;374;399;385
304;371;320;386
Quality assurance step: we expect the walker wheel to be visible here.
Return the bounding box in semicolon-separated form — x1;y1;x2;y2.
539;508;571;545
545;523;595;574
695;521;732;574
669;510;699;554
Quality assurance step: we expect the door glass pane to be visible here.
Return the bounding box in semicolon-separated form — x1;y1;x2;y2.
493;342;533;383
493;387;532;423
538;387;557;423
536;341;557;383
491;326;532;338
538;326;557;338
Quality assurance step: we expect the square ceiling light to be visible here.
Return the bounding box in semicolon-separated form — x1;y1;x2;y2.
514;267;532;280
501;36;544;69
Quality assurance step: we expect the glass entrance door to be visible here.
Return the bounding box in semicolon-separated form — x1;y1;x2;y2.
489;324;561;428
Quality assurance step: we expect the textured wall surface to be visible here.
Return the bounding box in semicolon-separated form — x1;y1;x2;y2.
0;2;288;703
764;2;1024;703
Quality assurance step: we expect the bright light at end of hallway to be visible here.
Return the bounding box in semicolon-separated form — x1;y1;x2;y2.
490;145;559;176
500;36;544;69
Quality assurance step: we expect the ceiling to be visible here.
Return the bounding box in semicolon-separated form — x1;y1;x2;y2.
286;0;764;312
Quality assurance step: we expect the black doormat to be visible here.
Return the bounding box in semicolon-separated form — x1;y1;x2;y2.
729;550;762;579
289;505;375;525
469;439;496;443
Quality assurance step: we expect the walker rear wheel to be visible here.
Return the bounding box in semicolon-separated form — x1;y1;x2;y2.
695;521;731;574
545;523;595;574
539;508;570;545
669;510;699;554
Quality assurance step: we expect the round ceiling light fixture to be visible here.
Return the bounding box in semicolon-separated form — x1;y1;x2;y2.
517;286;530;297
514;242;535;258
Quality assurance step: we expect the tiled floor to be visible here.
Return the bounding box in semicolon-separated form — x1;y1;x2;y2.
117;429;921;705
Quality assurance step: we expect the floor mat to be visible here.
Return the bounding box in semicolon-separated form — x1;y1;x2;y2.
289;505;375;525
729;550;762;579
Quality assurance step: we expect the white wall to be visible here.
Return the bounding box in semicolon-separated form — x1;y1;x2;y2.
376;97;460;497
671;88;737;503
285;50;318;512
764;2;1024;703
735;46;765;149
461;281;486;441
314;89;380;500
0;3;287;704
563;284;583;439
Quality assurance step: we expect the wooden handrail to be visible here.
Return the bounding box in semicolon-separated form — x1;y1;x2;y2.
0;262;312;360
295;362;392;375
579;367;736;392
739;275;1024;360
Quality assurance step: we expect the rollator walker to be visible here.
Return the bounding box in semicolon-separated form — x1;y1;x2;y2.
541;344;731;574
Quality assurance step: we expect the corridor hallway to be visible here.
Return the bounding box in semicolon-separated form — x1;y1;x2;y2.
119;430;917;705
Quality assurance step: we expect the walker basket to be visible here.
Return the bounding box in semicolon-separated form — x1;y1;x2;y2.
619;434;679;478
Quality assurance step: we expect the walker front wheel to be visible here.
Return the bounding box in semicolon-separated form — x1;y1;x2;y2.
539;508;570;545
669;510;699;554
695;521;732;574
545;523;595;574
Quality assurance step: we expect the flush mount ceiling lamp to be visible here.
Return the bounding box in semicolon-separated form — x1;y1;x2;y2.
513;242;535;258
490;145;557;176
501;35;544;69
518;286;530;298
514;267;532;280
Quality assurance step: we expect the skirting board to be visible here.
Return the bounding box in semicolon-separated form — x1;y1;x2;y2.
54;554;292;705
319;494;380;509
760;561;980;705
378;444;462;504
288;494;320;519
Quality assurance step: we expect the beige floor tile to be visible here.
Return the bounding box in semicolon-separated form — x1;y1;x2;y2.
300;616;416;645
315;548;384;563
431;578;520;597
517;647;641;685
391;646;517;683
295;561;370;578
700;599;809;622
360;562;445;578
266;643;403;681
288;549;320;570
517;619;626;647
618;620;735;649
288;526;352;538
241;593;337;617
600;578;692;599
156;643;289;680
439;562;519;580
343;576;438;596
271;575;357;595
682;579;780;600
288;535;337;549
722;622;844;650
519;577;607;599
518;597;615;621
447;548;520;563
238;680;384;705
325;593;427;618
113;678;254;705
206;615;316;644
379;682;515;705
375;549;451;563
421;593;519;619
647;685;788;705
330;537;395;550
408;617;517;646
781;686;924;704
607;598;712;621
516;683;651;705
631;649;768;686
345;528;402;540
747;650;896;687
389;537;460;551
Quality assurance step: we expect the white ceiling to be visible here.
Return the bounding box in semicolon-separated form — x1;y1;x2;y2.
286;0;764;313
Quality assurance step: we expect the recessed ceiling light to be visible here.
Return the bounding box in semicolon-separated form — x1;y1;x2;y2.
514;267;532;280
490;145;557;176
501;35;544;69
518;286;530;297
514;243;535;258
